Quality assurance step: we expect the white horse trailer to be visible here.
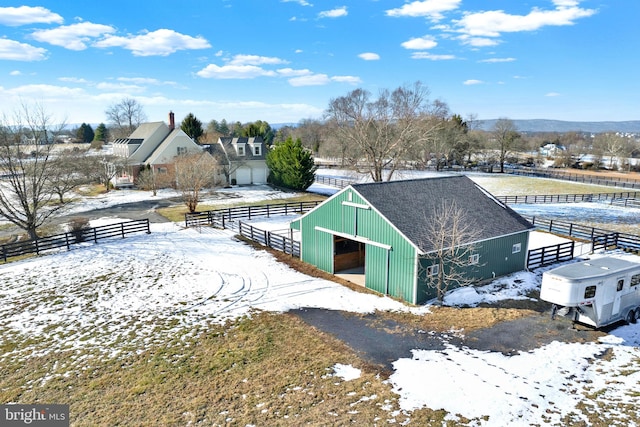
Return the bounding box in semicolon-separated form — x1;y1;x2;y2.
540;257;640;328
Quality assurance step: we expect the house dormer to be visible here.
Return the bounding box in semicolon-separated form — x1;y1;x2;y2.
237;143;246;156
252;142;262;156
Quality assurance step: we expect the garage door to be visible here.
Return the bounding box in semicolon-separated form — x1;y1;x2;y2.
235;167;251;185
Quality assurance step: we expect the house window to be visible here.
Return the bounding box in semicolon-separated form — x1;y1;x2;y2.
468;254;479;265
427;264;439;276
177;146;187;155
617;279;624;292
156;167;168;174
512;243;521;254
584;285;596;299
254;145;261;156
237;145;245;156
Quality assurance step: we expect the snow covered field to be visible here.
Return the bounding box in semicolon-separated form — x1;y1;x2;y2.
1;175;639;425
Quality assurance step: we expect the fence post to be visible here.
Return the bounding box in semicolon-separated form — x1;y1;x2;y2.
35;238;40;255
121;223;125;238
94;228;98;243
2;245;6;262
146;219;151;234
65;232;71;250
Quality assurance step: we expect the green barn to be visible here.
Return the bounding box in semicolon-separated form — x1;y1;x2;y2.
290;176;534;304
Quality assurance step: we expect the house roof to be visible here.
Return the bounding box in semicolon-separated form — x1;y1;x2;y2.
350;176;534;253
128;121;166;139
217;136;266;161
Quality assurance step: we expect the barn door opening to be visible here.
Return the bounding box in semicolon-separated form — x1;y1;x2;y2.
334;236;365;274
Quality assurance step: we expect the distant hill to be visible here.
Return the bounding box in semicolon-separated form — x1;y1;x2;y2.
478;119;640;134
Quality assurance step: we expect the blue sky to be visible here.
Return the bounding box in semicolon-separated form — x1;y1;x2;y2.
0;1;636;127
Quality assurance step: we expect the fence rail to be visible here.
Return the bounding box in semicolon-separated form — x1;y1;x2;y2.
507;168;640;189
1;219;151;262
238;221;300;257
496;191;640;204
524;216;640;253
185;201;322;228
526;241;575;269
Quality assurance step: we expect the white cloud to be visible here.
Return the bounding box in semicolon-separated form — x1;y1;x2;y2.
94;29;211;57
281;0;313;6
228;54;288;66
9;70;21;76
95;82;145;93
358;52;380;61
411;52;455;60
0;6;63;26
480;57;516;63
318;7;348;19
386;0;461;21
0;39;47;61
196;64;277;79
545;92;561;97
276;68;313;77
401;35;438;50
59;77;89;84
454;2;597;38
458;35;500;47
463;79;484;85
288;73;331;86
4;83;86;98
31;22;116;51
287;73;360;86
331;75;361;84
117;77;178;86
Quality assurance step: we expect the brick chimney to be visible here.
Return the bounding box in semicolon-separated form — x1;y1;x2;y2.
169;111;175;130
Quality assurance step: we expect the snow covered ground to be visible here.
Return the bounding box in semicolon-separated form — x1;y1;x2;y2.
1;174;639;425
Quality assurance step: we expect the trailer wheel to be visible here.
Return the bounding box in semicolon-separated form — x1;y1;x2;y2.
635;307;640;321
626;309;636;325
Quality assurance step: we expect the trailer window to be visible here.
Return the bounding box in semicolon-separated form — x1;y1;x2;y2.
632;274;640;287
584;285;596;299
617;279;624;292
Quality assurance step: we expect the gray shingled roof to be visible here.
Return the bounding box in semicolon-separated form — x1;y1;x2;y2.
351;176;533;253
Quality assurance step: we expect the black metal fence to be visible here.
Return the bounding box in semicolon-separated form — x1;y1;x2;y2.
1;219;151;262
524;216;640;253
506;168;640;189
314;175;354;189
526;241;575;269
496;191;639;204
238;221;300;257
184;201;322;228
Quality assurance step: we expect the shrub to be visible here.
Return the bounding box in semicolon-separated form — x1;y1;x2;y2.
69;217;91;243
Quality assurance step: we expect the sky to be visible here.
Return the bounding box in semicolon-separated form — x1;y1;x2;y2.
0;1;638;126
1;180;639;424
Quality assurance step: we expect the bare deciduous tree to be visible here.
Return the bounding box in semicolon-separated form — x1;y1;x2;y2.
492;118;521;173
0;102;67;239
136;165;173;196
418;200;483;302
174;152;220;212
325;81;443;182
46;148;90;203
105;97;147;140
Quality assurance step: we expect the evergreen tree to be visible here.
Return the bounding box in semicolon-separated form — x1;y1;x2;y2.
181;113;204;142
94;123;108;142
266;137;317;190
76;123;94;143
